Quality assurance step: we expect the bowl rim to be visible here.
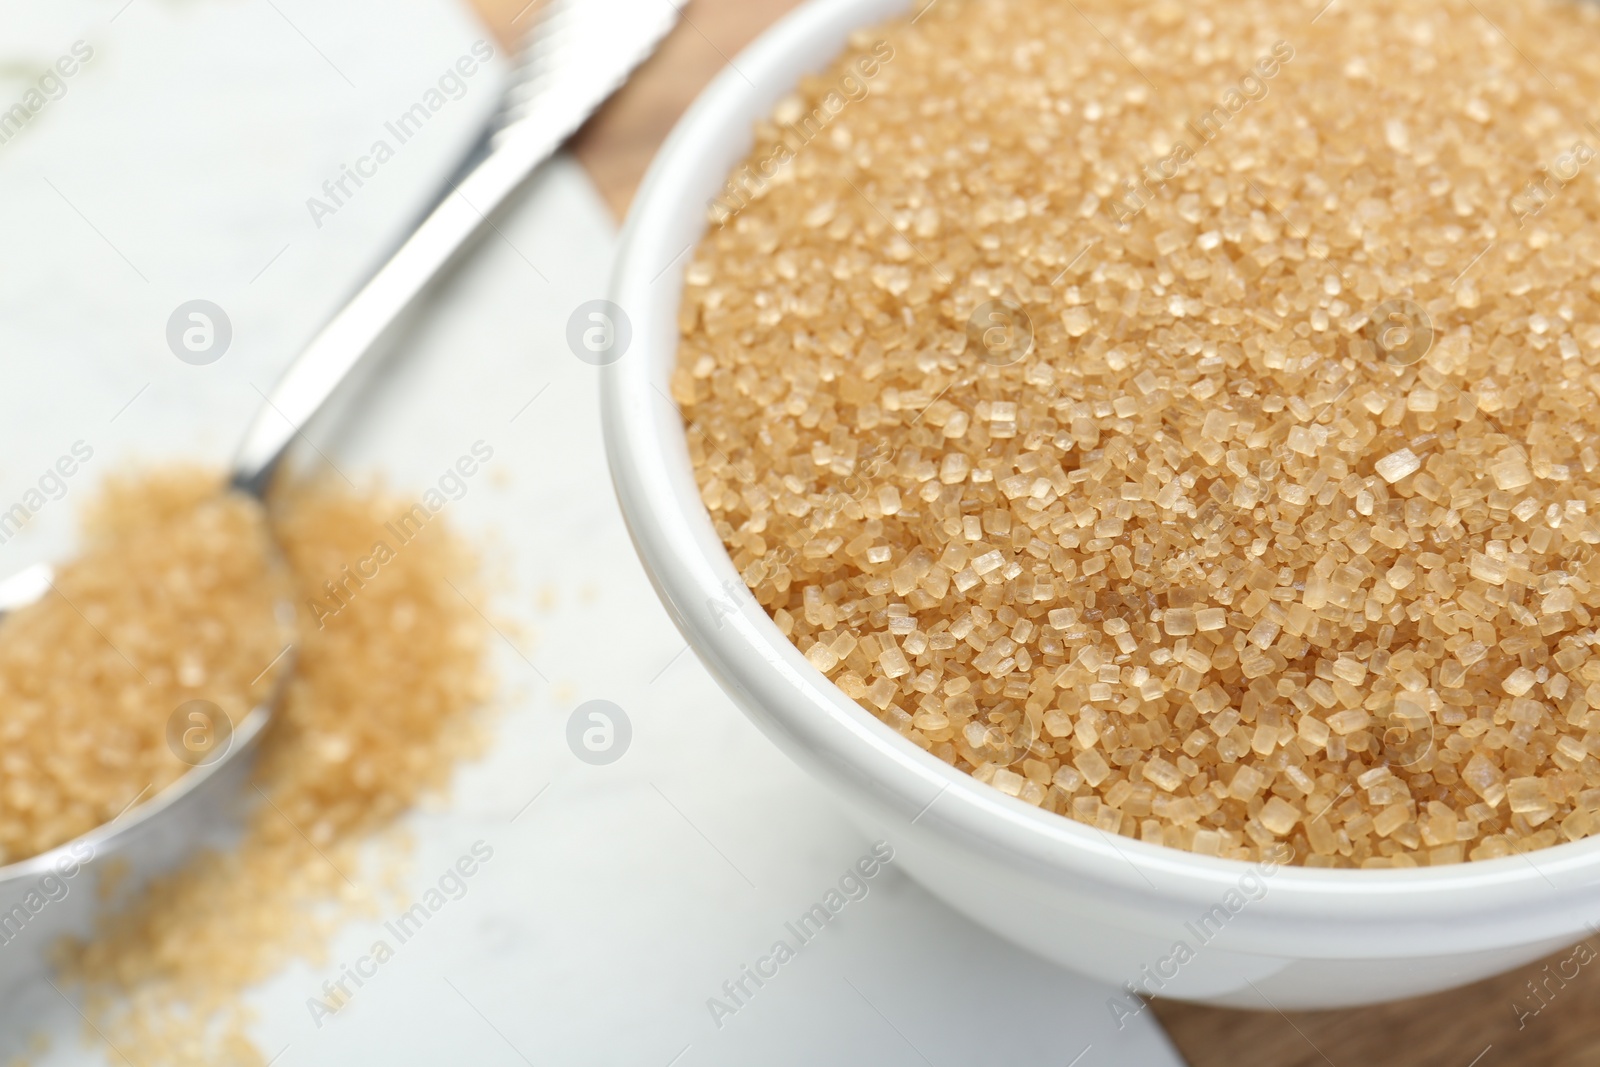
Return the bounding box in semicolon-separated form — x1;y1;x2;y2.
601;0;1600;925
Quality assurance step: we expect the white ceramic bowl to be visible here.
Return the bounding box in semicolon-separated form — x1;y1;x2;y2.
601;0;1600;1009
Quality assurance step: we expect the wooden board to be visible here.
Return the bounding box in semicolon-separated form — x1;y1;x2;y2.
469;0;809;219
465;2;1600;1064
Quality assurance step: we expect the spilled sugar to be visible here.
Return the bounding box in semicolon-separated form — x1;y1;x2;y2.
0;469;492;1063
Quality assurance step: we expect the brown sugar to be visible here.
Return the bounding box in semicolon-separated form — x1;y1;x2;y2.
27;471;493;1065
676;0;1600;867
0;469;287;865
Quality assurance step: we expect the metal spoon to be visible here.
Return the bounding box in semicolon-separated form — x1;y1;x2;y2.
0;0;679;948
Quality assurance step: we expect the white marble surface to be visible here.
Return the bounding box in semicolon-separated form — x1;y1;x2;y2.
0;2;1186;1064
0;0;503;561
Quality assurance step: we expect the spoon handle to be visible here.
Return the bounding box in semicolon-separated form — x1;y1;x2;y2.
228;132;544;497
229;0;680;497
